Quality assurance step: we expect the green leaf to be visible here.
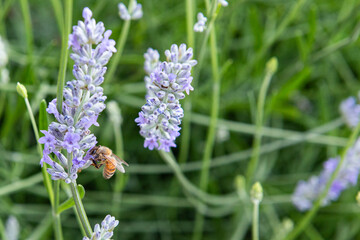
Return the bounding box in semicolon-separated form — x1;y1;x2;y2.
57;184;85;214
39;99;48;132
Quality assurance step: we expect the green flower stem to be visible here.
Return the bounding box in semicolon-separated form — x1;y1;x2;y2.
20;0;34;65
67;153;92;237
53;181;63;240
252;202;259;240
0;0;16;35
159;150;239;206
178;0;196;165
56;0;73;112
70;181;92;237
106;0;135;83
50;0;64;35
110;104;126;216
23;97;65;239
193;1;221;239
193;3;219;84
245;64;277;185
284;122;360;240
24;98;54;203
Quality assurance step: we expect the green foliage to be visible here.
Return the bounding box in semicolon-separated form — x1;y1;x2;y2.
1;0;360;239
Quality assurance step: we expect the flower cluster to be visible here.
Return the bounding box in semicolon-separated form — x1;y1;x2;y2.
340;96;360;128
194;13;207;33
83;215;119;240
118;0;143;20
135;44;197;151
0;36;9;84
38;7;116;183
292;139;360;211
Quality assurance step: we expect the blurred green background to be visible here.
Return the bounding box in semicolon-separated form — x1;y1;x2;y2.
1;0;360;239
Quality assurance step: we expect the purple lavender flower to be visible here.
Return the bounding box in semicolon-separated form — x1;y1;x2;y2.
194;13;207;33
38;7;116;183
340;96;360;128
292;139;360;211
135;44;197;152
83;215;119;240
118;0;143;21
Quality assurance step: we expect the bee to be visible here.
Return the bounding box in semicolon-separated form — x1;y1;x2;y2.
89;145;129;179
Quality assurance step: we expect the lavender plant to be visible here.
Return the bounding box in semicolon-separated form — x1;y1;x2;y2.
135;44;197;151
292;139;360;211
37;7;123;237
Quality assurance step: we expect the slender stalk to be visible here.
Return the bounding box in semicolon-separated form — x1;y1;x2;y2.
19;0;33;65
193;1;220;239
178;0;196;165
159;150;238;206
109;103;126;216
252;202;259;240
56;0;73;112
50;0;64;35
284;122;360;240
67;152;92;237
24;98;54;203
70;181;92;237
0;0;16;36
106;0;135;83
23;97;65;238
245;63;277;185
53;181;63;240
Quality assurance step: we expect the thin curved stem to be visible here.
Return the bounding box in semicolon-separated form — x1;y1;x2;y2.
245;69;276;185
159;150;239;206
70;182;93;237
252;202;259;240
106;0;135;83
193;1;221;239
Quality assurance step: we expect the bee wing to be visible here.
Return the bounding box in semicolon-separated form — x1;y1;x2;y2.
111;154;129;173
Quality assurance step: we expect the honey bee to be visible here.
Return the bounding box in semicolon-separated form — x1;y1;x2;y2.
89;145;129;179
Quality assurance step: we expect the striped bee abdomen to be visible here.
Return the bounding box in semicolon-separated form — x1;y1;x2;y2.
103;158;117;179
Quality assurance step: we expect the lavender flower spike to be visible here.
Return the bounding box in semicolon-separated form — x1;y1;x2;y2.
194;13;207;33
340;96;360;128
118;0;143;20
38;7;117;183
135;44;197;152
292;138;360;211
83;215;119;240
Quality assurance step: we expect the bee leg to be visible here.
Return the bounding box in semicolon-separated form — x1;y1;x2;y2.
92;159;101;169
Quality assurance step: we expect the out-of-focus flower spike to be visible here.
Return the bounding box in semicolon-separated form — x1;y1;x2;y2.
83;215;119;240
194;12;207;32
292;139;360;211
118;1;143;20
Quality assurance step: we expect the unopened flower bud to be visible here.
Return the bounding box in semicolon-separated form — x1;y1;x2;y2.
16;82;28;98
266;57;278;75
250;182;263;204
